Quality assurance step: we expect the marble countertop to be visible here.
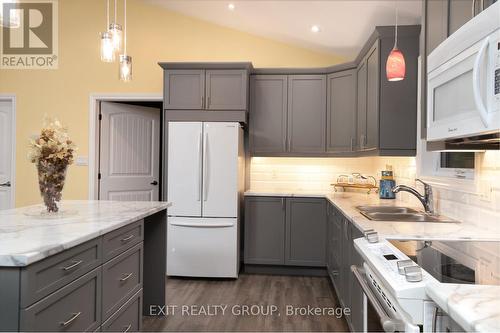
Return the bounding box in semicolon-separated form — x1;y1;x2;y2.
0;200;171;267
426;282;500;332
246;189;500;331
245;189;500;242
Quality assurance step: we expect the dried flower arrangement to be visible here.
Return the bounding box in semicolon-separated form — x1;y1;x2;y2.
28;117;76;213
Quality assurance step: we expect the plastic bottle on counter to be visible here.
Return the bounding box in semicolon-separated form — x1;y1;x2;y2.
379;165;396;199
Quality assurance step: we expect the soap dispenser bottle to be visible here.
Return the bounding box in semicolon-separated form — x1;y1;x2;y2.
379;165;396;199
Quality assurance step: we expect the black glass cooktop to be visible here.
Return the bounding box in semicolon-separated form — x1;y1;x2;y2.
389;240;500;285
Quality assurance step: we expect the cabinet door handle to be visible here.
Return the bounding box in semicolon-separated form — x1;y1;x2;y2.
120;273;133;282
472;0;477;17
207;96;211;108
123;324;132;333
281;198;285;210
61;260;83;271
121;234;134;243
201;95;204;108
59;312;81;327
0;181;11;187
350;137;354;151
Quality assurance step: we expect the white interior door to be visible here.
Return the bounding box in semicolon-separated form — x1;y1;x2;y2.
167;122;203;217
99;102;160;201
0;100;13;209
202;122;240;217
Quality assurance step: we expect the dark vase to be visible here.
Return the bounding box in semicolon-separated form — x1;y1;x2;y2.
37;161;68;213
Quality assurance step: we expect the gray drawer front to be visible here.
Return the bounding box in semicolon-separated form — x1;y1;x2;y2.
102;243;143;321
102;289;142;332
102;220;143;261
20;238;102;308
20;267;102;332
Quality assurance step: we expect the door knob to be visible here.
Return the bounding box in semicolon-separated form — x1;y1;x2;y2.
0;181;11;187
150;181;158;186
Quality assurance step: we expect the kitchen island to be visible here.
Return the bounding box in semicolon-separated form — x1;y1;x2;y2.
0;200;170;332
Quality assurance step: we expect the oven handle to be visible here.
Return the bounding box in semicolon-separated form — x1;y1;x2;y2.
351;265;406;333
472;36;490;128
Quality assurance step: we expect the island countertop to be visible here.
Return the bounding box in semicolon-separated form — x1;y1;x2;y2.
0;200;171;267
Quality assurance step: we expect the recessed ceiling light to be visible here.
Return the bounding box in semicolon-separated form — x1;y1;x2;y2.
228;3;235;10
311;25;320;33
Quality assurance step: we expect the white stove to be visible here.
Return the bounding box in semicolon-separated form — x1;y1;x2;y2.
353;238;439;332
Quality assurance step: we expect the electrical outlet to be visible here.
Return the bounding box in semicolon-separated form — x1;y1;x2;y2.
75;156;88;166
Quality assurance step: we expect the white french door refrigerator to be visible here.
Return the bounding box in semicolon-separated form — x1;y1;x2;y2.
167;122;244;278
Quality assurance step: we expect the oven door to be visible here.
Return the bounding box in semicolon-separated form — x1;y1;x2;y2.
351;265;420;333
427;33;498;141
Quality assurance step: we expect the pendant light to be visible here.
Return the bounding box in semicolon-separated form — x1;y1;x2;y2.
100;0;114;62
386;0;406;81
109;0;123;53
119;0;132;82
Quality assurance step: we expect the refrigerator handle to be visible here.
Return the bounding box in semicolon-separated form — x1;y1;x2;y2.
197;133;202;201
203;131;209;201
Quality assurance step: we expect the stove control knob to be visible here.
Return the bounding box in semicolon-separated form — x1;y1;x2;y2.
364;231;379;243
397;259;414;275
404;265;423;282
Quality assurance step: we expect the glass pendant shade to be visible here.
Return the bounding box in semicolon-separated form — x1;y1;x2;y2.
386;47;406;81
109;23;123;52
100;32;115;62
119;55;132;82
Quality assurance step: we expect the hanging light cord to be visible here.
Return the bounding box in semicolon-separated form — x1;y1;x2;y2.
106;0;109;28
123;0;127;54
394;0;399;49
114;0;117;24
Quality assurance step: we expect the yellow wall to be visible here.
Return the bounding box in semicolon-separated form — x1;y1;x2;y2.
0;0;344;207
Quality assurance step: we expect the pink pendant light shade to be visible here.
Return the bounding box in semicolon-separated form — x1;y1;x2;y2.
386;47;406;81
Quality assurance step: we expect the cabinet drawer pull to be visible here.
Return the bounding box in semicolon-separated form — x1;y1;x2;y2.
61;260;83;271
59;312;81;327
120;273;133;282
123;324;132;333
121;235;134;243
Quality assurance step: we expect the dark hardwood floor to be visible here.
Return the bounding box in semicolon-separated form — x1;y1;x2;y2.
142;273;350;332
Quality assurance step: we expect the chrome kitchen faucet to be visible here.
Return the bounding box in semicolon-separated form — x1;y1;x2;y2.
392;179;435;215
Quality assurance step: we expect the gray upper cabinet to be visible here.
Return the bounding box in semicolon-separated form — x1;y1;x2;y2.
425;0;449;55
357;41;379;152
365;42;379;151
164;69;205;110
244;197;286;265
326;70;357;153
285;198;326;267
287;75;327;154
206;70;248;110
250;75;287;154
356;60;367;151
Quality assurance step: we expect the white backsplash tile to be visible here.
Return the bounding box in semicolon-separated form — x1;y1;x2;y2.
249;151;500;226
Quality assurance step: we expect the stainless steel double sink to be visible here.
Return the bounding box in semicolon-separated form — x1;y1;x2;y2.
356;205;459;223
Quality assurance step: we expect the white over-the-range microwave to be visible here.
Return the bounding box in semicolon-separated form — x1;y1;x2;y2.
427;1;499;142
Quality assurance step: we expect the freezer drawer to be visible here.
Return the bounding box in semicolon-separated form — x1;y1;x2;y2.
166;217;239;278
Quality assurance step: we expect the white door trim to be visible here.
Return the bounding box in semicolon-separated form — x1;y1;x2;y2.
0;94;16;208
88;93;162;200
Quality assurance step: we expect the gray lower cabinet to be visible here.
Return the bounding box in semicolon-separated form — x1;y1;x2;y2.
102;289;143;332
244;196;286;265
102;243;143;321
3;221;146;332
249;75;288;154
285;198;327;266
164;69;205;110
326;70;357;153
206;70;248;110
20;268;102;332
287;75;327;154
349;223;365;333
327;203;365;332
244;196;326;267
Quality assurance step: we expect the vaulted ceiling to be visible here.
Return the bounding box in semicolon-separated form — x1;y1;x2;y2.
147;0;422;59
